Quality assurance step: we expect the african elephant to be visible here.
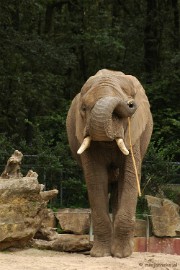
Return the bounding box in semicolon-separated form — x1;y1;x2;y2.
66;69;153;258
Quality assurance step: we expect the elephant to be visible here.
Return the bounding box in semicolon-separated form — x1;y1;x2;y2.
66;69;153;258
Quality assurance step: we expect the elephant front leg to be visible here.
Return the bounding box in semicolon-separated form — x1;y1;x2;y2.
82;156;112;257
111;211;135;258
111;151;141;258
90;206;112;257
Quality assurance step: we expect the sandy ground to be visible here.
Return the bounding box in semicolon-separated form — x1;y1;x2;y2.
0;248;179;270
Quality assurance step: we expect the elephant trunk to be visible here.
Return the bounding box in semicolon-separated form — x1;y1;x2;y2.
88;96;136;141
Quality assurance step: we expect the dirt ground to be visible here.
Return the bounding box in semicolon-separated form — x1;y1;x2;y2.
0;248;179;270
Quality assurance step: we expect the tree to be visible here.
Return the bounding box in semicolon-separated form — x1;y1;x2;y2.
0;0;179;207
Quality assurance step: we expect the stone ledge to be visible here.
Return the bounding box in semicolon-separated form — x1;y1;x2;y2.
32;236;180;255
32;234;92;252
134;237;180;255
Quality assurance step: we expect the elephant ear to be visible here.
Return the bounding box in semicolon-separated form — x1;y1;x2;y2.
123;75;151;149
74;93;85;144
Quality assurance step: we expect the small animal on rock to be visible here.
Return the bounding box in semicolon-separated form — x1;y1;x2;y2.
66;69;153;258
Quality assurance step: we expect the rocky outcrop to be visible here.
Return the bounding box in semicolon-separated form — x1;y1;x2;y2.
33;224;92;252
56;208;91;235
146;195;180;237
41;208;57;228
0;177;45;250
32;234;92;252
40;190;58;202
1;150;23;179
0;150;58;250
34;226;59;241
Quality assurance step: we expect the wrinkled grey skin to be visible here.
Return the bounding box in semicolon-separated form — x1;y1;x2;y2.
66;69;153;258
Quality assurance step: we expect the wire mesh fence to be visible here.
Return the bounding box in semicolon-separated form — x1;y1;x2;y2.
0;154;179;208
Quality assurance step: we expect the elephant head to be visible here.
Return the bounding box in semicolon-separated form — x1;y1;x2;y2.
76;69;151;155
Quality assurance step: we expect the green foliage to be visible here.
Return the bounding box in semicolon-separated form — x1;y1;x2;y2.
0;0;179;210
142;141;179;192
136;197;149;218
146;69;180;161
163;187;180;205
137;141;179;215
56;223;65;234
60;178;89;208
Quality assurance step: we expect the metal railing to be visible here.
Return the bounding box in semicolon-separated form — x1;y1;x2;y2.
0;154;179;208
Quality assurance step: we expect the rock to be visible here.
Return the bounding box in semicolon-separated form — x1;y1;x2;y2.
56;208;91;235
55;209;149;237
0;177;46;250
33;208;57;240
41;208;56;228
134;219;148;237
0;177;59;250
34;226;59;241
0;150;58;250
0;150;23;179
26;170;38;178
32;234;92;252
146;195;180;237
34;208;57;241
40;189;58;202
176;223;180;236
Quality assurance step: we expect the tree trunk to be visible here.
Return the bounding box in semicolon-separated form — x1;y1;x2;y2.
11;2;20;31
44;4;54;34
172;0;179;50
144;0;159;83
44;1;69;34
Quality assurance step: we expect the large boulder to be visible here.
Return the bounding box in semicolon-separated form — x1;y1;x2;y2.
0;177;45;250
56;208;149;237
0;150;58;250
56;208;91;235
146;195;180;237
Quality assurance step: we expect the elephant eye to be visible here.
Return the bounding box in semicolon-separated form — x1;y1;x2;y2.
81;105;86;112
127;100;135;108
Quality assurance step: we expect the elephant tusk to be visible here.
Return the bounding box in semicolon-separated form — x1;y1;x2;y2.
77;136;91;154
116;138;129;155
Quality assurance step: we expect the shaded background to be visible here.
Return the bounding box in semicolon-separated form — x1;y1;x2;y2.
0;0;179;209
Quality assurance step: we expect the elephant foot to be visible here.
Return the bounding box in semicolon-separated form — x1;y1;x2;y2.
111;238;134;258
90;242;111;257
